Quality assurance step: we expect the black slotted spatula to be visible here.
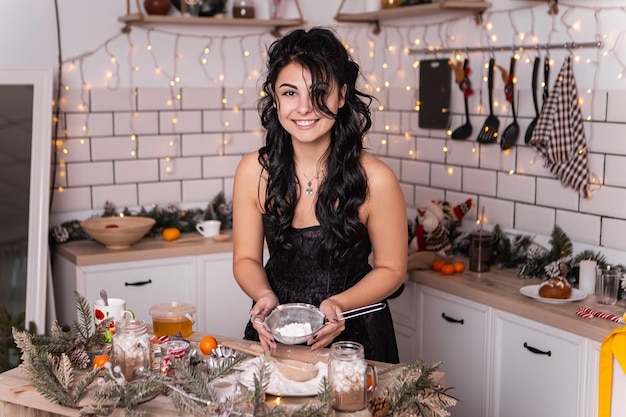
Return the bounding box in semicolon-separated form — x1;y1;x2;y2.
524;56;541;144
477;58;499;144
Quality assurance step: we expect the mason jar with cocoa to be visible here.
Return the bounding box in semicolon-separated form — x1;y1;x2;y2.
328;341;377;412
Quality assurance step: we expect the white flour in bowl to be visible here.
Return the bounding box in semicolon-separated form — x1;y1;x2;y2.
275;322;313;337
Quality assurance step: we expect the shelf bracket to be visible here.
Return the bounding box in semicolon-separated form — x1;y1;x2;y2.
372;20;381;36
473;11;484;25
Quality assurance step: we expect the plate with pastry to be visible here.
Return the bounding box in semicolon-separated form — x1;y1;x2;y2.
520;277;587;304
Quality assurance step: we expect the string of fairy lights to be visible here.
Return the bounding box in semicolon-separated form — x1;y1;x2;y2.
54;2;626;195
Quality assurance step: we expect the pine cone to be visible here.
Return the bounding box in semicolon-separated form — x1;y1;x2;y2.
367;396;390;417
69;347;91;369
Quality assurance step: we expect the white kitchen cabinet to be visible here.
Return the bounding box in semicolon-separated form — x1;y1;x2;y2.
492;310;588;417
418;285;492;417
388;280;419;363
197;252;253;338
53;255;199;329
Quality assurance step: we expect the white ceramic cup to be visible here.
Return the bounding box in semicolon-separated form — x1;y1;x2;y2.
196;220;221;237
93;298;134;326
211;380;237;402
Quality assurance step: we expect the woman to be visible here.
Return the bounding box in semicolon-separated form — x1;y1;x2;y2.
232;27;407;363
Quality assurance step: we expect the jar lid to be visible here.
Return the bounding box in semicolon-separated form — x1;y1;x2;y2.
149;301;196;318
117;318;147;333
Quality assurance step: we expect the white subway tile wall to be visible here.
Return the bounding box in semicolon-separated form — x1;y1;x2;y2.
51;80;626;258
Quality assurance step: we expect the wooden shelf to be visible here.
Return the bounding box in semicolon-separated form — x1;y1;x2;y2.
119;0;306;37
335;1;491;33
118;13;305;36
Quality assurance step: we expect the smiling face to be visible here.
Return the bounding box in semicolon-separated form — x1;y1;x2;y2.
274;62;346;146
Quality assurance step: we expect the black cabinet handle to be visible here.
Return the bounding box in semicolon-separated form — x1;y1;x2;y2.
441;312;464;325
523;342;551;356
125;279;152;287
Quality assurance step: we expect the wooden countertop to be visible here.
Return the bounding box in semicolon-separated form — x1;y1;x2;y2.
409;266;626;343
0;333;445;417
54;234;234;266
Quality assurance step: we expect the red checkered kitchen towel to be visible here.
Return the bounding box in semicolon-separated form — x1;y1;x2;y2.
529;55;591;198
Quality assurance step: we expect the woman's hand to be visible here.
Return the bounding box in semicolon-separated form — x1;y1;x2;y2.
249;292;279;351
308;299;345;350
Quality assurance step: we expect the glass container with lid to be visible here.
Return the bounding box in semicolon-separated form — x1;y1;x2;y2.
149;301;196;338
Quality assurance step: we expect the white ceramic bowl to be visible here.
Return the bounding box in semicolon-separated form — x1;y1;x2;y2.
263;303;326;345
80;216;155;249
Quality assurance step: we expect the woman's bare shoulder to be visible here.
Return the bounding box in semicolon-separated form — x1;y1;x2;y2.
360;151;398;183
236;152;263;176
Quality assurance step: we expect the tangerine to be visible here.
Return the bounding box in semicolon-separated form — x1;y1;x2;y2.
199;335;218;355
453;262;465;273
162;227;181;241
432;260;446;272
92;354;110;369
440;264;455;275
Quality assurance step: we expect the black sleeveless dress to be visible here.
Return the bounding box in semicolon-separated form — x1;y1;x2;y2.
243;215;400;363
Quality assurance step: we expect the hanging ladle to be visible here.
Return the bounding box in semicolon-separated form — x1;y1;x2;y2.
500;55;519;150
450;58;473;140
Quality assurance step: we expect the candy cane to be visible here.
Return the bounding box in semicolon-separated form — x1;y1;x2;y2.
576;307;625;323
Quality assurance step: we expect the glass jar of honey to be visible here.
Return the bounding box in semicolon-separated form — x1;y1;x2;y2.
149;302;196;338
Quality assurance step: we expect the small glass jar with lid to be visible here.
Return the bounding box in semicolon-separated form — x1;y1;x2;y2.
112;318;151;381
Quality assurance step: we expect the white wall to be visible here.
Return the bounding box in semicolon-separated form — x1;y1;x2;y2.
4;0;626;264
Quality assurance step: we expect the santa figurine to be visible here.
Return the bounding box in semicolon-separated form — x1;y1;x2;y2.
409;198;472;257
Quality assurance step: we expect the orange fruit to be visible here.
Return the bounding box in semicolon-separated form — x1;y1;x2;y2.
441;264;455;275
453;262;465;273
162;227;181;241
199;335;218;355
92;354;110;369
432;260;446;272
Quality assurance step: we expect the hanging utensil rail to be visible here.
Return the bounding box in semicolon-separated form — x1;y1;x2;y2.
408;40;603;56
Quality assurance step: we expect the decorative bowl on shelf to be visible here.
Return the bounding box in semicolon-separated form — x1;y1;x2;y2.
80;216;156;250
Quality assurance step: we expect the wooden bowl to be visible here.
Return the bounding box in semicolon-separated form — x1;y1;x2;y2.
80;216;155;249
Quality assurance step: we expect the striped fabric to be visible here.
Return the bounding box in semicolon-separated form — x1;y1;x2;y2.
529;55;591;198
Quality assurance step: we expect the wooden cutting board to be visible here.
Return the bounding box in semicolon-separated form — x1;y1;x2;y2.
419;59;452;129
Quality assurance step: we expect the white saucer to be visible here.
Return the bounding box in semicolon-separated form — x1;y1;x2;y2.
519;285;587;304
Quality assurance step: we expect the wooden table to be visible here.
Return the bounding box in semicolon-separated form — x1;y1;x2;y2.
0;334;445;417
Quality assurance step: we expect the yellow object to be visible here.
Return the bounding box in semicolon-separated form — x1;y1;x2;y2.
162;227;181;241
599;326;626;417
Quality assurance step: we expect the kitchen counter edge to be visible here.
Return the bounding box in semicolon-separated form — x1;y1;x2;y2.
53;234;234;266
408;267;625;343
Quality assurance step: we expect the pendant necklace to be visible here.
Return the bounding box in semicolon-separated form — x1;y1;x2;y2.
297;165;324;196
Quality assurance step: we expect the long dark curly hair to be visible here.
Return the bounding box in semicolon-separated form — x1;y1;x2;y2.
257;27;374;267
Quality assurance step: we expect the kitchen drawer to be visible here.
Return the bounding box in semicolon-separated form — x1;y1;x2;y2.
492;310;587;417
80;257;198;326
